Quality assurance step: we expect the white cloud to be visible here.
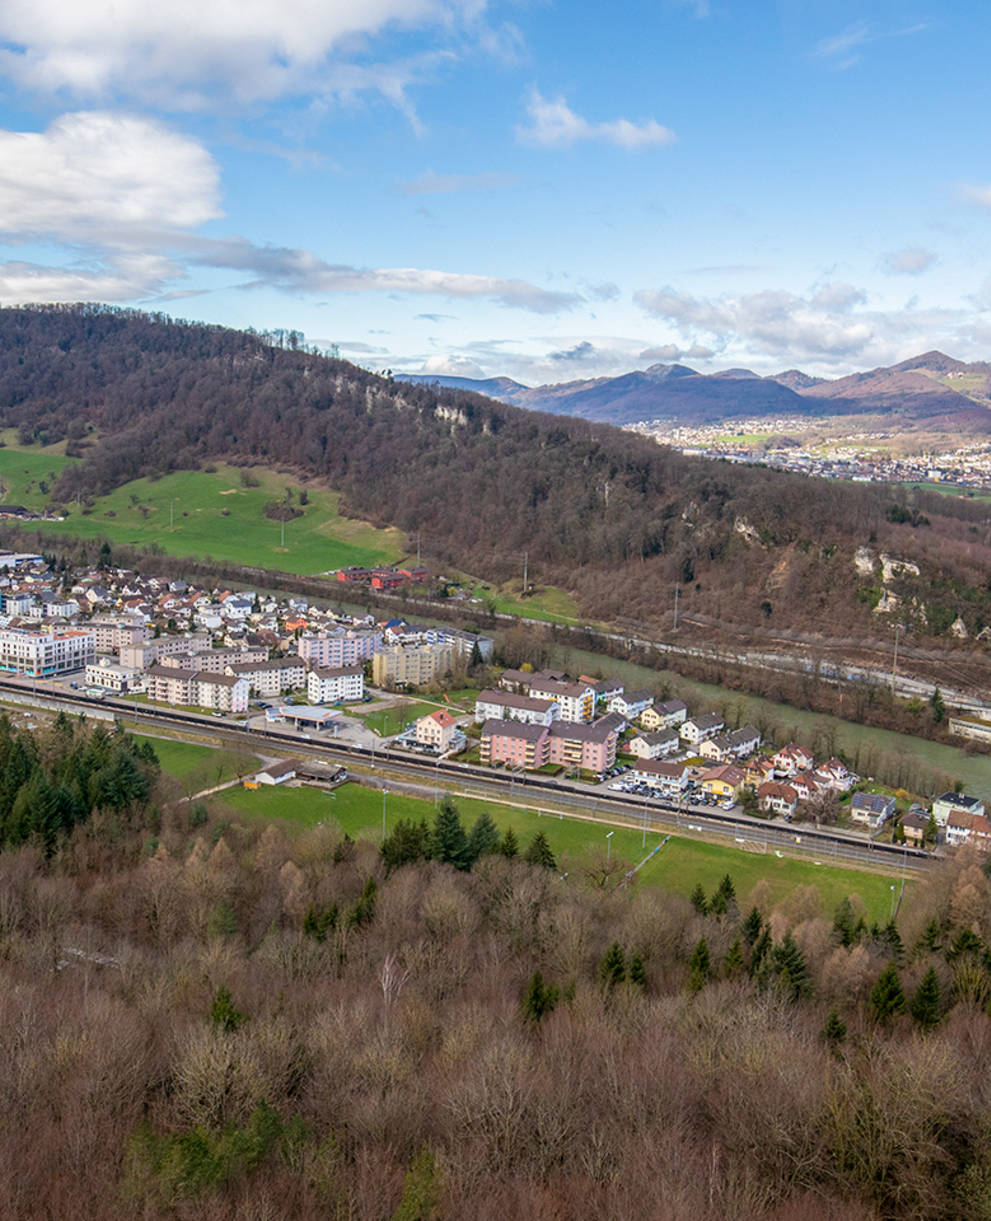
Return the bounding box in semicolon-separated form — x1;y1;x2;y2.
192;237;581;312
517;90;675;149
962;184;991;208
814;20;928;71
0;253;183;303
879;247;937;275
0;111;221;240
421;354;487;378
0;0;479;109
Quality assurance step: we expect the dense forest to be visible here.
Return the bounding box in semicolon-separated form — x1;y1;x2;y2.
4;718;991;1218
2;303;991;638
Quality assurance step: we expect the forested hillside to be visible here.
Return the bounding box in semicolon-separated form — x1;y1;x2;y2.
2;303;990;638
3;737;991;1220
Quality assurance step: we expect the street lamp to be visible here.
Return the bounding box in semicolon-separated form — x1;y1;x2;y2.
606;830;614;863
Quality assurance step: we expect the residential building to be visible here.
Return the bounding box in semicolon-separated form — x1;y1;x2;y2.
850;792;896;830
226;657;306;698
627;729;680;760
725;725;761;758
901;811;928;846
0;627;95;676
527;677;595;723
306;665;365;704
607;689;653;720
933;791;986;827
699;765;745;800
640;699;687;731
255;759;300;786
790;773;820;802
473;688;560;726
296;628;382;668
757;780;798;817
479;719;549;770
146;665;249;712
161;645;267;674
415;708;458;752
698;733;735;763
372;641;455;688
631;759;689;794
89;616;150;654
680;713;724;746
547;718;619;774
946;809;991;850
84;658;142;693
772;743;815;776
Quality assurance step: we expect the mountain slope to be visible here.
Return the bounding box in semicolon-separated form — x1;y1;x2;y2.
0;304;989;640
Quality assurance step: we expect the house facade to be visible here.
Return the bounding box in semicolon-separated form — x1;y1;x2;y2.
306;665;365;704
415;708;458;752
473;689;559;726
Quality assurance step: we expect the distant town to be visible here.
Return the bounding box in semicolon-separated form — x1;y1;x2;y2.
632;418;991;492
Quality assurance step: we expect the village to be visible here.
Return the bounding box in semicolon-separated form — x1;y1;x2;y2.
0;548;986;853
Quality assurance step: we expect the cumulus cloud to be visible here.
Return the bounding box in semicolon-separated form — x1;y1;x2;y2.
517;90;675;149
880;247;936;275
0;111;221;240
0;0;479;110
548;339;596;362
420;354;487;378
399;169;520;195
0;253;184;303
639;343;715;362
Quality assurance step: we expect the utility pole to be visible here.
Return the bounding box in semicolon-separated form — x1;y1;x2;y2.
890;622;903;696
673;583;680;630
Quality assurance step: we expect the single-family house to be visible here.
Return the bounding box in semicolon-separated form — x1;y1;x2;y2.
945;809;991;850
901;811;928;846
627;729;681;760
699;765;744;801
640;699;687;731
772;743;815;776
850;792;896;830
932;791;986;827
607;689;653;721
631;759;689;794
415;708;458;753
680;713;724;745
757;780;798;817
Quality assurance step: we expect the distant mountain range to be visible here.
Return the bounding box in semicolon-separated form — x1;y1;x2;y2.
400;351;991;429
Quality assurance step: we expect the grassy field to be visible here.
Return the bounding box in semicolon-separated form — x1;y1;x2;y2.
0;444;76;510
555;643;991;800
459;578;582;624
216;780;906;922
136;734;259;786
4;459;405;575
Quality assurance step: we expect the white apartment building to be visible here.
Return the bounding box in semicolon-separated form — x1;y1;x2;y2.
526;677;595;723
297;629;382;668
307;665;365;704
85;659;143;692
0;627;95;677
226;657;306;697
474;689;560;726
146;665;249;713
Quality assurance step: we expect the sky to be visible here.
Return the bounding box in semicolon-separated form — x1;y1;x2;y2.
1;0;990;384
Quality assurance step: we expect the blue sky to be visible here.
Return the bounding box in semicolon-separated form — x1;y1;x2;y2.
0;0;989;383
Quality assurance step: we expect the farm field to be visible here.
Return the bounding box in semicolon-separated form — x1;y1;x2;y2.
217;780;906;922
3;460;404;575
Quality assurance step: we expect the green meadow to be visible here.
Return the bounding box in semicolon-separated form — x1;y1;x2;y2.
216;780;907;922
4;460;404;575
0;443;76;510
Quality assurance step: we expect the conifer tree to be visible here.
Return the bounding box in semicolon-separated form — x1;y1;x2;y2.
750;926;772;977
883;919;905;965
466;811;501;863
523;830;557;871
521;971;560;1023
833;897;857;947
742;906;763;946
869;962;907;1024
916;916;942;955
910;966;942;1031
723;936;744;977
822;1009;847;1045
432;797;470;870
499;827;519;858
629;951;647;991
210;985;246;1033
688;937;710;994
349;878;377;928
689;882;708;915
600;942;626;990
771;930;811;1000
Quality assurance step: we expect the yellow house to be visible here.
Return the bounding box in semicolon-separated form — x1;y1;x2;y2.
699;764;745;799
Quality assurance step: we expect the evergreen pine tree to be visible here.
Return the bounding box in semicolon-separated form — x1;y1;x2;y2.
925;812;939;845
349;877;377;928
689;882;709;915
947;928;984;962
629;951;648;991
742;906;763;946
381;818;431;873
210;985;246;1033
523;830;557;870
466;811;501;863
916;916;942;955
499;827;519;858
688;937;711;994
771;930;811;1000
750;926;772;977
708;888;728;916
723;936;745;977
883;919;905;965
521;971;560;1023
822;1009;847;1045
910;966;942;1031
600;942;627;990
869;962;907;1024
715;873;736;905
393;1146;441;1221
432;797;470;870
833;897;858;947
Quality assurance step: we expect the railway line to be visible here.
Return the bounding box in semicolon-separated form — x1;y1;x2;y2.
0;674;932;874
